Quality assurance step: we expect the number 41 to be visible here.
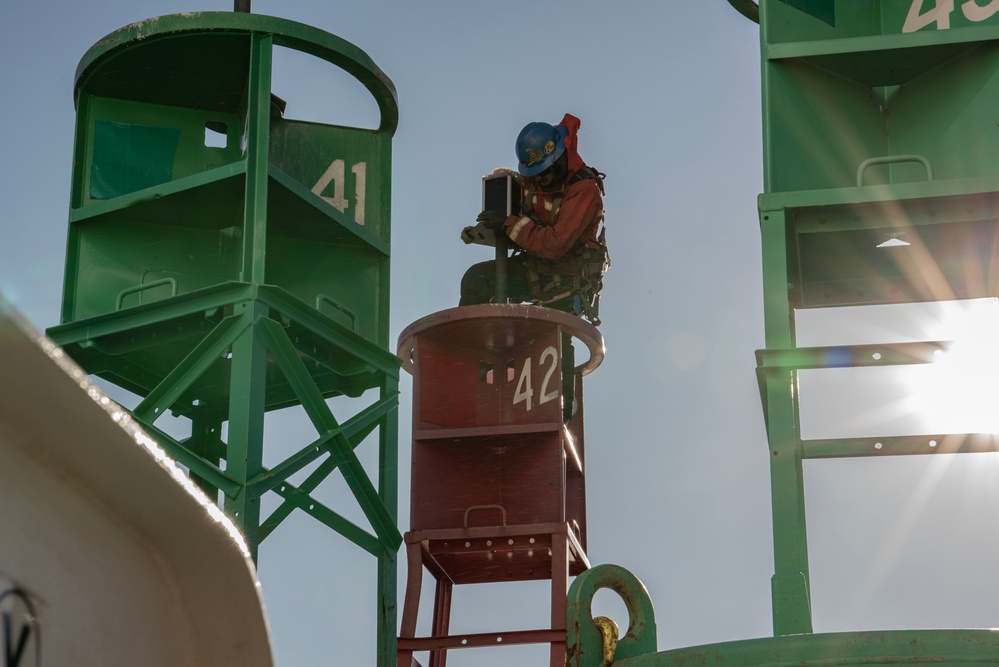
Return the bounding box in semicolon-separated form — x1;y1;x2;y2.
904;0;999;32
312;159;367;225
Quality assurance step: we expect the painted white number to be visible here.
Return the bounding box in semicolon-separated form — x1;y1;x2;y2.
312;159;348;211
512;345;560;412
904;0;954;31
513;357;534;411
962;0;999;21
904;0;999;31
539;346;559;405
312;159;368;225
351;161;367;225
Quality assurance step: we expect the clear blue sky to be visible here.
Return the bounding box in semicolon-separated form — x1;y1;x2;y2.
4;2;999;666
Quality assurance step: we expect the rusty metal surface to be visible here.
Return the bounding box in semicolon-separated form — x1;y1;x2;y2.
397;304;604;377
407;523;589;585
397;303;602;667
402;302;595;550
398;524;580;667
397;629;565;652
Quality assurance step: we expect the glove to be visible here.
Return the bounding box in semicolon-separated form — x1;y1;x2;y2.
460;226;476;244
476;210;507;230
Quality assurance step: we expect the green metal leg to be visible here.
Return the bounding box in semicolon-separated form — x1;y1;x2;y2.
223;302;269;561
759;209;795;345
189;409;225;504
377;376;400;667
760;208;812;635
766;368;812;635
241;31;272;286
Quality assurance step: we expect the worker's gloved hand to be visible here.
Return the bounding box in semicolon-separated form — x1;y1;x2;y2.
475;210;507;230
460;226;476;244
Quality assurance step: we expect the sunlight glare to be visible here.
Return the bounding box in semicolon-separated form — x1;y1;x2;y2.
909;298;999;434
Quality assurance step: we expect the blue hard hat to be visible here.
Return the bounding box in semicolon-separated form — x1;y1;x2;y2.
515;122;569;176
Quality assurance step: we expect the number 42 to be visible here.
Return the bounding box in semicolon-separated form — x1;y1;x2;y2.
904;0;999;32
512;346;560;412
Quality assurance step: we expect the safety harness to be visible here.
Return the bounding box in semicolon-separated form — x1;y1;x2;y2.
521;167;610;324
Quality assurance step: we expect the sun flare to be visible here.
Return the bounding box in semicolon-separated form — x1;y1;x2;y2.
907;299;999;435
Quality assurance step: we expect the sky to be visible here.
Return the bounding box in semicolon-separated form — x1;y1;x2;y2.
4;1;999;666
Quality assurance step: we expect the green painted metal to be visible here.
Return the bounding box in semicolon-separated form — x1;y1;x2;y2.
612;629;999;667
564;568;999;667
565;565;658;667
565;2;999;665
755;0;999;637
45;12;400;666
566;576;999;666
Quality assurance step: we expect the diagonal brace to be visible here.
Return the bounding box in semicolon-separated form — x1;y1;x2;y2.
129;411;241;498
133;314;248;423
257;317;402;550
259;474;383;556
254;411;384;536
261;455;340;538
247;391;398;498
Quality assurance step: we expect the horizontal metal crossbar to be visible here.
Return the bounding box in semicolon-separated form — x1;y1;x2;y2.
756;341;947;371
803;433;999;459
257;285;400;377
397;629;565;652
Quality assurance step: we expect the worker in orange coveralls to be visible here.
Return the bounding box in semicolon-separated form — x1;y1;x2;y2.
459;113;608;324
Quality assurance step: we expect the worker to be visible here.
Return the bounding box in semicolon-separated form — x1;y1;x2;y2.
459;113;608;323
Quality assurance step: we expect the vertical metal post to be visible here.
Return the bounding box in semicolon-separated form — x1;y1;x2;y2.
224;31;272;562
760;208;812;635
550;534;569;667
224;302;269;561
189;410;224;504
61;95;91;324
495;235;509;303
241;32;272;286
766;368;811;635
760;209;794;345
234;0;251;12
378;374;400;667
430;578;453;666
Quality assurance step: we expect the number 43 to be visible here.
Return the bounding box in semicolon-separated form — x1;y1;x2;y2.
904;0;999;32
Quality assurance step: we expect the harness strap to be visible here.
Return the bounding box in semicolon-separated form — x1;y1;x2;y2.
516;165;608;324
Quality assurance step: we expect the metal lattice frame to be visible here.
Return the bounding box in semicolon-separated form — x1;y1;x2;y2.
47;13;401;665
